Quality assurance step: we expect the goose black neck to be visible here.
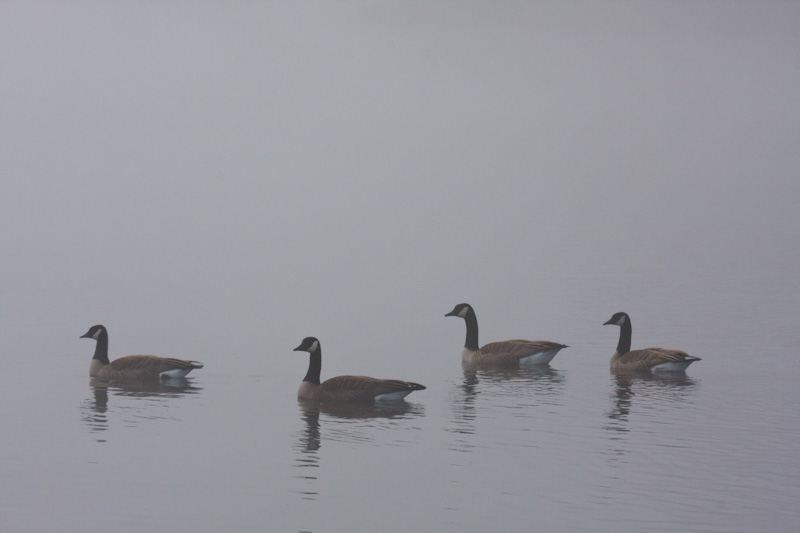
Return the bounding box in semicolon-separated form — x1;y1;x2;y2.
616;320;632;355
93;332;110;365
463;308;480;351
303;349;322;385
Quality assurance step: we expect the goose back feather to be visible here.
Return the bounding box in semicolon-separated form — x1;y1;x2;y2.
304;375;426;403
610;348;700;372
471;339;567;365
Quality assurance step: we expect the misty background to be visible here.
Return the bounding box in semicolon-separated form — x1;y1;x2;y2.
3;2;798;370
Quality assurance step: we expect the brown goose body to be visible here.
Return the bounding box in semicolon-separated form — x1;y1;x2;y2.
294;337;425;403
610;348;700;372
81;325;203;381
89;355;204;380
299;375;426;403
467;339;567;365
604;312;700;373
445;303;567;366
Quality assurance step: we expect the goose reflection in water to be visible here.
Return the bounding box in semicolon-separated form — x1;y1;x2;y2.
458;363;566;403
294;398;424;451
291;399;425;501
604;371;699;458
447;364;567;452
81;377;202;440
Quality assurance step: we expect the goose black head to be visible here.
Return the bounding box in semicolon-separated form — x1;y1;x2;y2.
293;337;320;353
80;324;107;340
603;312;630;327
445;303;473;319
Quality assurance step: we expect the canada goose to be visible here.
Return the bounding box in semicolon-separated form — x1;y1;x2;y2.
603;312;701;372
80;325;204;380
293;337;425;403
445;303;567;366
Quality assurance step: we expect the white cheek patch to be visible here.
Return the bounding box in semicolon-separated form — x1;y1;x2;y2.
309;340;319;352
92;329;102;340
616;315;627;326
458;307;469;318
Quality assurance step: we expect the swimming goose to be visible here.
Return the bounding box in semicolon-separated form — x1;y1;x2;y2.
293;337;425;403
445;303;567;366
80;325;204;380
603;312;701;372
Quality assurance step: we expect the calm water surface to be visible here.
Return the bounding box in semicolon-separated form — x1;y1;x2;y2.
3;278;799;533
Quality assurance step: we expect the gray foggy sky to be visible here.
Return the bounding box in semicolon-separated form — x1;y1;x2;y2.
2;2;798;370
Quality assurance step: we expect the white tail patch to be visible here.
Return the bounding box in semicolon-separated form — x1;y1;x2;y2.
519;349;561;366
375;390;412;401
650;361;695;372
160;368;192;379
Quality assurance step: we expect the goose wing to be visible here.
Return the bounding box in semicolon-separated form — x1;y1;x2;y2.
476;340;566;365
616;348;701;372
319;375;425;402
158;357;204;372
366;378;426;396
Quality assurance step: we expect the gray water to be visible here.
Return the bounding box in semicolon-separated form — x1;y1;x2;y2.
2;3;800;532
